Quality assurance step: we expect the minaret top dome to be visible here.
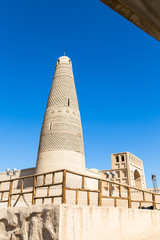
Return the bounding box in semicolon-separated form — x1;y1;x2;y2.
57;56;71;65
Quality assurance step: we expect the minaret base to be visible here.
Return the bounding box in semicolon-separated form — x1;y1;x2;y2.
36;150;85;174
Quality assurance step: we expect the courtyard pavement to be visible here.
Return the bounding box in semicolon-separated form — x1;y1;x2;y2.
143;233;160;240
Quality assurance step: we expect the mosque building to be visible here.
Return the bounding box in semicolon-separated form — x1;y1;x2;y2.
0;56;146;190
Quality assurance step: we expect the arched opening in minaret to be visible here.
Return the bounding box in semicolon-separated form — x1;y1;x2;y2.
134;169;142;188
68;98;70;106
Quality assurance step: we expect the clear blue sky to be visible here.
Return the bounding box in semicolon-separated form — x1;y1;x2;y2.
0;0;160;188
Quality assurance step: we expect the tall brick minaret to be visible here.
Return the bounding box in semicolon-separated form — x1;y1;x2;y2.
36;56;85;174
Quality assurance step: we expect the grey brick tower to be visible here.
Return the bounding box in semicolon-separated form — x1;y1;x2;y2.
36;56;85;174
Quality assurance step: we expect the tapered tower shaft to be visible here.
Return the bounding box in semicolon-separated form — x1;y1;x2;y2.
36;56;85;174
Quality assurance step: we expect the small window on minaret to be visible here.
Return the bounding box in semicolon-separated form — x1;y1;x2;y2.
49;123;52;130
122;156;125;162
68;98;70;106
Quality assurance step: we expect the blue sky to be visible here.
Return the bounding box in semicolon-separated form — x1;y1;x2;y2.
0;0;160;188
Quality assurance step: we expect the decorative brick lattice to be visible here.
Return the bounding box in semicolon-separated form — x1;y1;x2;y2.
36;56;85;174
50;123;82;134
47;83;78;108
47;70;78;108
41;122;82;135
39;132;84;154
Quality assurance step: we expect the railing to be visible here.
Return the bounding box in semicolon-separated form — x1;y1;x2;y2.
0;169;63;207
0;169;160;209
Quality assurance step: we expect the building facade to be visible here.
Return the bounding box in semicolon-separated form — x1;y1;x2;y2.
102;152;146;189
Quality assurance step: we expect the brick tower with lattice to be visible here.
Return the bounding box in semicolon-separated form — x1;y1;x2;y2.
36;56;85;174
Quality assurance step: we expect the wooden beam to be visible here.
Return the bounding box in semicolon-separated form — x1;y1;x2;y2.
128;187;132;208
98;180;102;206
62;170;66;204
32;176;37;205
76;190;78;205
8;181;13;207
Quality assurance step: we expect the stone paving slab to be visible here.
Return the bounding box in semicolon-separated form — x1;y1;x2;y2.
143;233;160;240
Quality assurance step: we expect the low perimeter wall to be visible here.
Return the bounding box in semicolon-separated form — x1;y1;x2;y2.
0;204;160;240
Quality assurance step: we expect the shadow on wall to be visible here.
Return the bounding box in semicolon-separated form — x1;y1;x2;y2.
17;168;35;189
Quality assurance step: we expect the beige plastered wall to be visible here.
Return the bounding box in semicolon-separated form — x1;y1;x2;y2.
60;205;160;240
0;168;35;181
1;204;160;240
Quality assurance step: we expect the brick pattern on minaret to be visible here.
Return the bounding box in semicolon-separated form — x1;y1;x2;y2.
36;56;85;174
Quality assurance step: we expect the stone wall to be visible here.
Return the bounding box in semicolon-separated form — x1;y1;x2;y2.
0;204;59;240
1;204;160;240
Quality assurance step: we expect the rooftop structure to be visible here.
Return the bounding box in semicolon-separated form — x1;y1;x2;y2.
102;152;146;189
100;0;160;41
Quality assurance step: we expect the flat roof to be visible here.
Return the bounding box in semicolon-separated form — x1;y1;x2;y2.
100;0;160;41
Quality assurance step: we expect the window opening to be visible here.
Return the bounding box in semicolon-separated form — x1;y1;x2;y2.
49;123;52;130
121;156;125;162
68;98;70;106
116;156;119;163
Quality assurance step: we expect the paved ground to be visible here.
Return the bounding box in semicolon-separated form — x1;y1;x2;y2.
143;233;160;240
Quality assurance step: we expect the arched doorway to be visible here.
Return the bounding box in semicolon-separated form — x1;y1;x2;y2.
134;169;142;188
